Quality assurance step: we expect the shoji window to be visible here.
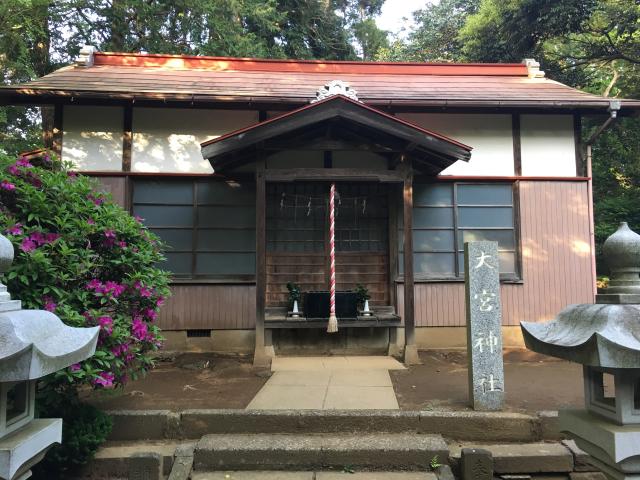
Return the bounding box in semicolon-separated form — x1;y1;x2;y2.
399;182;518;280
132;178;256;279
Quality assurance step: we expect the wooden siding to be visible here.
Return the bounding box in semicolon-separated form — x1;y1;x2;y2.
266;252;326;307
266;252;389;307
397;181;594;326
158;284;255;330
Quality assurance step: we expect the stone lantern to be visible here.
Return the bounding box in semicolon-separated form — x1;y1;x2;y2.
0;233;99;480
521;222;640;480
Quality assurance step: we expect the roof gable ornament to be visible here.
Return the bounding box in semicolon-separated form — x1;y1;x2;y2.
77;45;97;67
312;80;360;103
523;58;545;78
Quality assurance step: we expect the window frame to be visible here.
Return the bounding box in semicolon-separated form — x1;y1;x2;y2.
400;180;522;283
131;177;257;283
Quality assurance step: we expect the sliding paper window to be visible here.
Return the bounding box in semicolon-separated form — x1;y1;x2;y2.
399;182;518;279
132;179;256;279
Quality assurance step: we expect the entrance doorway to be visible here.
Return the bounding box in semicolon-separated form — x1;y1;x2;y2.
265;182;390;310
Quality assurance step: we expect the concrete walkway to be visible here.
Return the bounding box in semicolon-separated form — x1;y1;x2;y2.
247;356;405;410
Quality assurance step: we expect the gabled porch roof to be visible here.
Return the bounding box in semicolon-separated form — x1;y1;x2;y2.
200;95;472;175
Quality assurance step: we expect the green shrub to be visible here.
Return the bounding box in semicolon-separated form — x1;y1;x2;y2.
33;388;113;479
0;150;171;474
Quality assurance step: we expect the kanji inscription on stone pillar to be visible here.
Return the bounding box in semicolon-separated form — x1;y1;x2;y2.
465;241;505;411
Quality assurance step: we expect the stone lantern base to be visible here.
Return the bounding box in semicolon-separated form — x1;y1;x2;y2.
0;418;62;480
560;409;640;479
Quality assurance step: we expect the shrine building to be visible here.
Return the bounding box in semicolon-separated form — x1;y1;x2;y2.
2;48;639;364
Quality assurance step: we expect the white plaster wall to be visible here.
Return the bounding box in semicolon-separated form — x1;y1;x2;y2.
397;113;514;176
62;106;124;171
132;108;258;173
520;115;576;177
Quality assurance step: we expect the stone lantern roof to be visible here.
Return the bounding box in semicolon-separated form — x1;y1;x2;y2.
0;234;99;382
521;222;640;369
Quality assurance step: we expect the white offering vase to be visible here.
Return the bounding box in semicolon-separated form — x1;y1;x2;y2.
292;300;300;318
362;299;371;316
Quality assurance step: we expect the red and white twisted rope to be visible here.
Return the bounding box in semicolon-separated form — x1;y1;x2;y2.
327;182;338;333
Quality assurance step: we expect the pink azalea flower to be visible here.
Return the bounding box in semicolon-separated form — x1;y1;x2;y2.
144;308;158;321
118;241;127;248
70;363;81;372
86;279;102;290
87;218;95;225
43;296;57;312
7;165;19;175
132;316;148;341
103;281;125;297
156;296;165;307
67;171;78;178
45;233;60;243
6;223;22;235
93;372;115;388
88;194;104;206
0;180;15;191
104;229;116;239
20;237;37;252
15;158;32;168
98;316;113;335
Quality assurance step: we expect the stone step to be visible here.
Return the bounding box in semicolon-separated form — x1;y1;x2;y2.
192;472;437;479
193;433;448;471
107;409;544;443
74;440;182;479
449;442;576;475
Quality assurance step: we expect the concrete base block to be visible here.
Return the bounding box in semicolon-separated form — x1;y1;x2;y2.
404;344;421;365
538;411;564;441
79;441;177;478
253;346;274;368
569;473;608;480
449;443;574;474
162;330;255;354
560;409;640;474
168;443;195;480
563;440;598;472
128;452;162;480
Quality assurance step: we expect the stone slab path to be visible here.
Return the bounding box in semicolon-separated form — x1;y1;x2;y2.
247;356;405;410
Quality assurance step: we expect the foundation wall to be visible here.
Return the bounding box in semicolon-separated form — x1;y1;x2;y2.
160;326;526;353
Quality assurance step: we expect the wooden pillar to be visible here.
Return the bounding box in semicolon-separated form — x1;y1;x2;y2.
122;104;133;172
52;104;63;159
254;157;273;366
402;160;419;365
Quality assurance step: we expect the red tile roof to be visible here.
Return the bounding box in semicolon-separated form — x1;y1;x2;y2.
2;52;639;111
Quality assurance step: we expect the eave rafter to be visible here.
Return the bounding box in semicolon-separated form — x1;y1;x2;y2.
201;95;472;175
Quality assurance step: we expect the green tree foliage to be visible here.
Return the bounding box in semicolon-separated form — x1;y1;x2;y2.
378;0;479;62
0;0;388;156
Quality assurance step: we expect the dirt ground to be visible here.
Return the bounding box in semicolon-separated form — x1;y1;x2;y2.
390;350;583;412
85;353;269;410
86;350;583;413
